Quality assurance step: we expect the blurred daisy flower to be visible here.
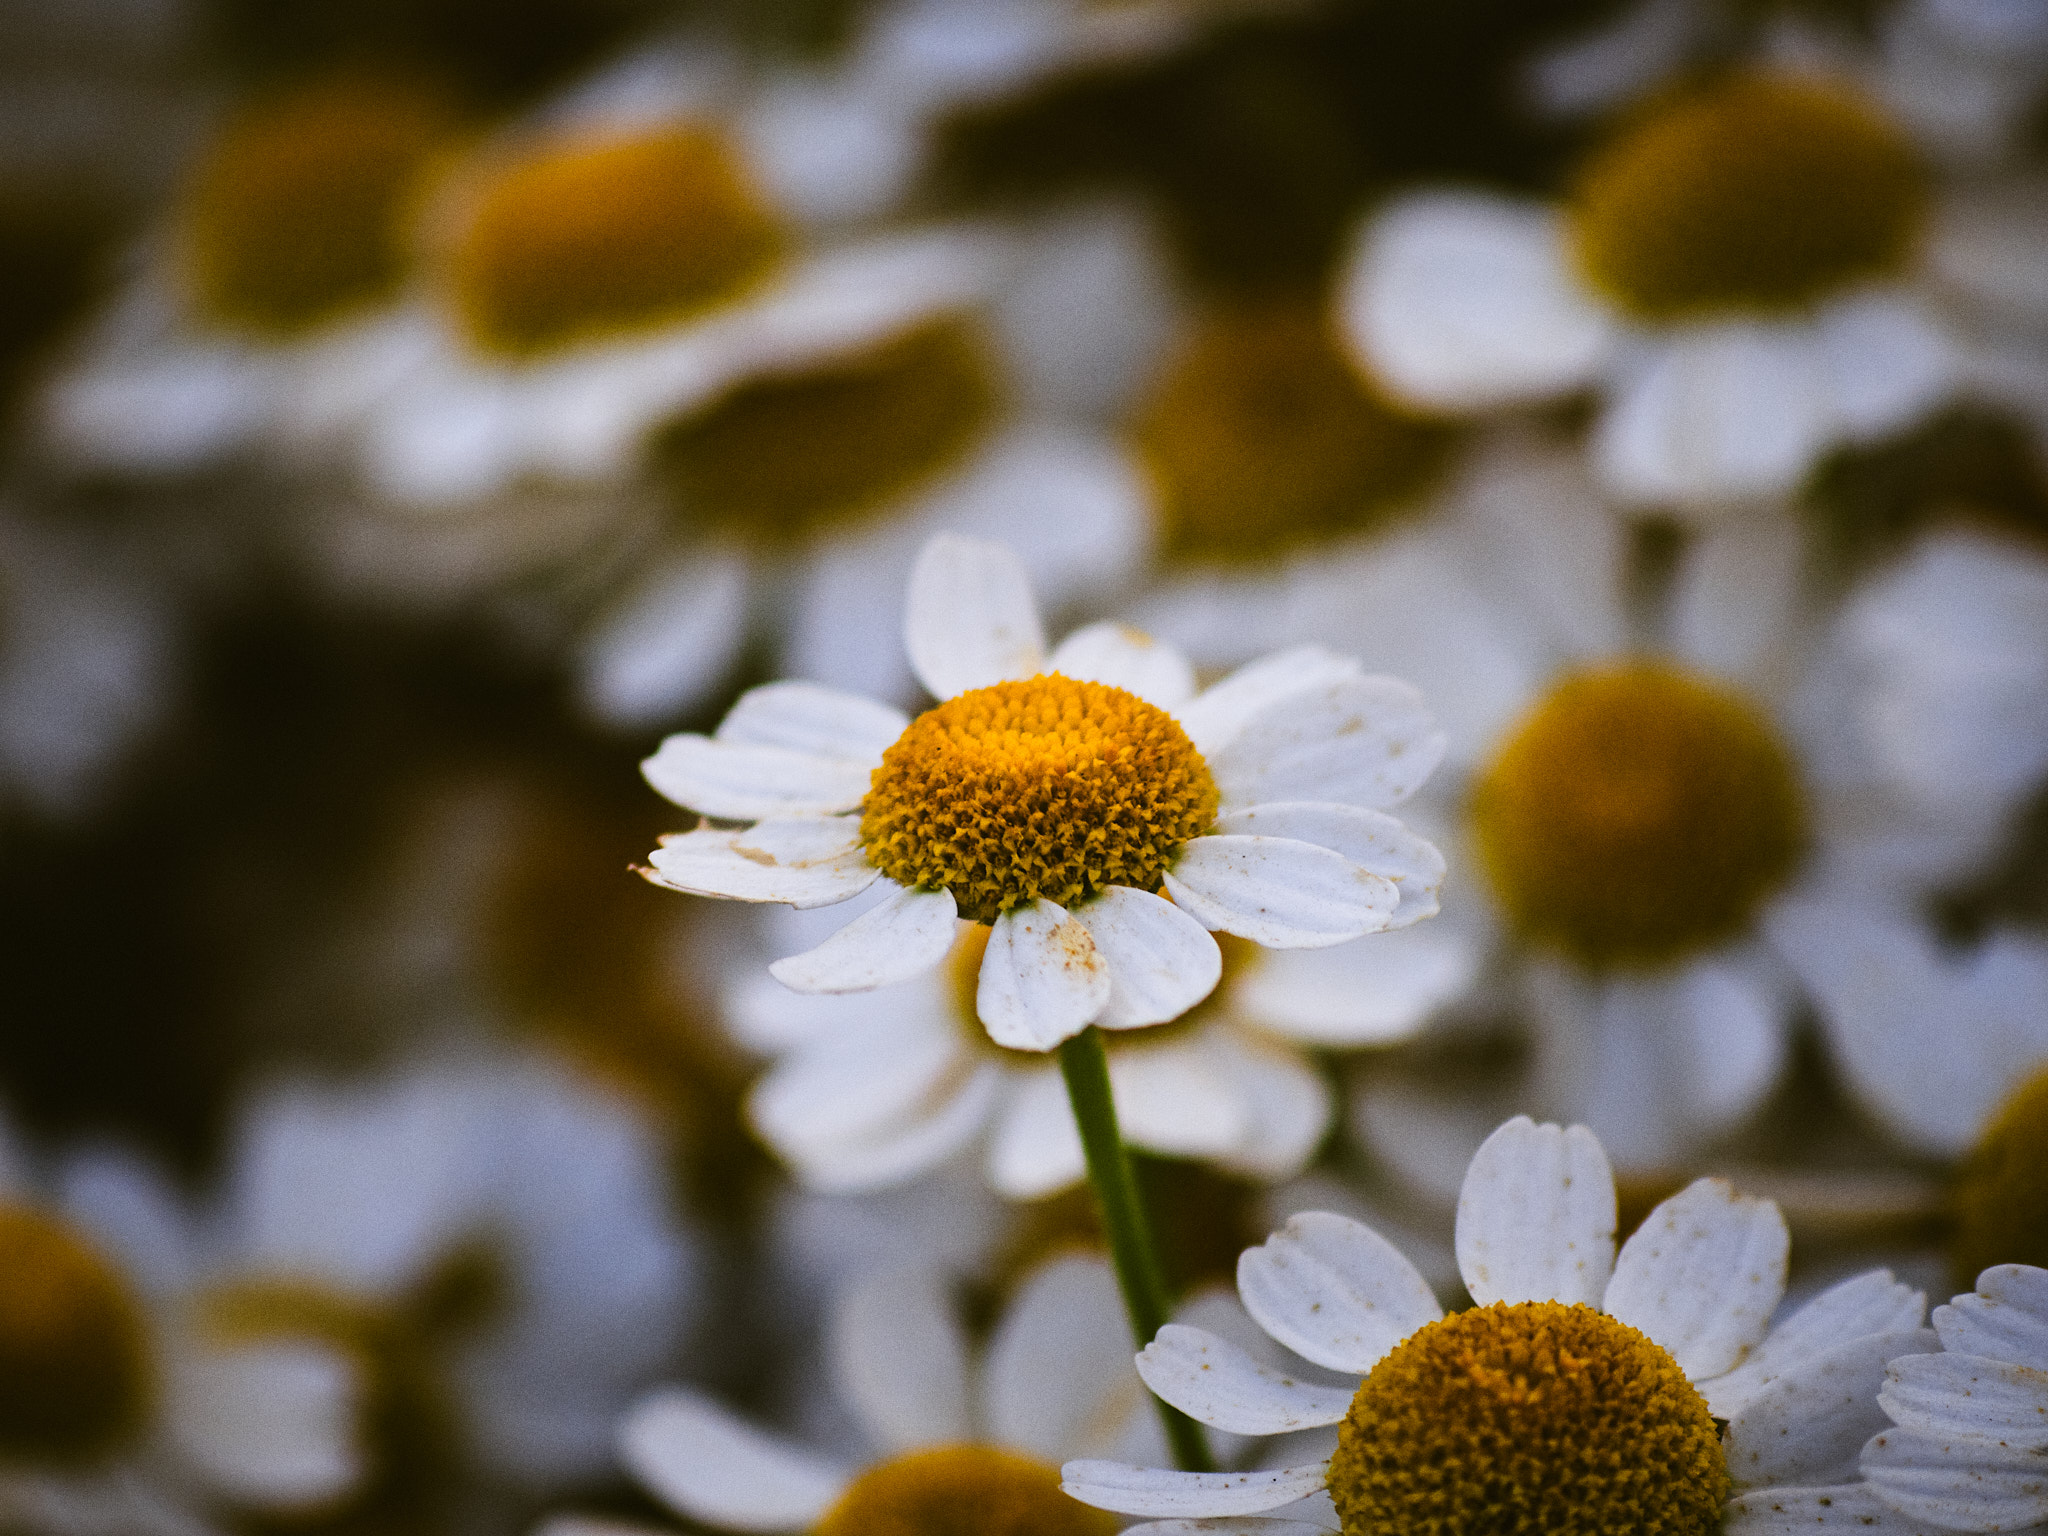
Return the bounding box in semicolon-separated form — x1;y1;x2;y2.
1340;72;1965;511
594;1247;1241;1536
640;532;1445;1055
41;70;469;477
1857;1263;2048;1534
1310;444;2039;1175
1062;1115;1938;1536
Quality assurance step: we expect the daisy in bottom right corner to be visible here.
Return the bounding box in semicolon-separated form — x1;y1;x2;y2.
1061;1115;1943;1536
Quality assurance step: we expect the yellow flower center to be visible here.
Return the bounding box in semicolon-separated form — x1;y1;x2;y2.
450;126;785;357
1134;306;1453;564
1470;664;1806;969
1571;75;1925;319
182;74;459;335
0;1206;150;1460
653;318;1000;545
815;1444;1117;1536
862;676;1217;926
1948;1062;2048;1284
1327;1301;1729;1536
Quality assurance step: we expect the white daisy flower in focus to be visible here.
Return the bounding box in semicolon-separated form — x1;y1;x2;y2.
1338;71;1964;512
1308;443;2032;1177
640;532;1447;1054
592;1248;1238;1536
1061;1115;1941;1536
1858;1264;2048;1534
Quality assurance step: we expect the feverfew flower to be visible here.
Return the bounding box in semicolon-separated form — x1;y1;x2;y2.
640;533;1446;1054
1061;1116;1939;1536
1339;72;1960;511
1858;1264;2048;1534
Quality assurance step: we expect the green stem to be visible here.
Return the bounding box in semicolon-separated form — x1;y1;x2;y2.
1057;1025;1214;1473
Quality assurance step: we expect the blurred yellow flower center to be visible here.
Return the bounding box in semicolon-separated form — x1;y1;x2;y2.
815;1444;1117;1536
0;1206;150;1461
1572;75;1924;318
451;126;785;357
1948;1062;2048;1283
183;74;458;335
654;319;1000;544
1135;306;1453;563
1470;664;1806;969
1327;1301;1728;1536
863;676;1218;925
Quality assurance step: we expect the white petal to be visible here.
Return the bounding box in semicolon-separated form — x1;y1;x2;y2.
1815;289;1956;443
641;735;872;819
985;1252;1150;1463
986;1068;1088;1198
1724;1483;1950;1535
1603;1177;1789;1381
1060;1462;1331;1517
166;1336;362;1510
773;1065;1000;1195
716;680;908;763
1110;1042;1248;1160
1049;622;1198;709
1119;1523;1336;1536
1335;190;1614;412
747;1021;981;1170
1206;674;1445;813
1176;647;1363;759
1163;837;1398;949
1668;511;1806;693
1230;923;1484;1047
770;887;959;993
904;532;1047;699
1455;1117;1616;1308
1214;804;1444;928
976;901;1113;1051
1879;1350;2048;1449
1072;887;1223;1028
1723;1328;1940;1489
1860;1423;2048;1532
578;547;753;729
1203;1031;1334;1183
1236;1211;1442;1374
828;1262;974;1455
618;1387;850;1531
1706;1269;1928;1419
1137;1326;1352;1435
1594;322;1833;508
642;821;879;908
1936;1267;2048;1371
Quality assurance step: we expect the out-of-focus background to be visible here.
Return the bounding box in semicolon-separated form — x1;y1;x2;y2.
0;0;2044;1531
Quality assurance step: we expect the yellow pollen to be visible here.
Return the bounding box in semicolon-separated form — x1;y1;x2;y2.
0;1206;150;1461
653;318;999;545
1470;663;1806;969
862;676;1218;926
1571;74;1925;318
1327;1301;1729;1536
450;126;785;357
1948;1062;2048;1284
815;1444;1117;1536
1134;305;1453;564
182;74;458;335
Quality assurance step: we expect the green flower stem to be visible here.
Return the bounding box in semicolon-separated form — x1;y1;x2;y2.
1057;1025;1214;1473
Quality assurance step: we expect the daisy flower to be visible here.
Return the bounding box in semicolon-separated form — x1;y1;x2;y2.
1338;70;1962;512
592;1248;1233;1536
1309;441;2027;1175
1061;1115;1940;1536
1858;1264;2048;1534
640;532;1446;1054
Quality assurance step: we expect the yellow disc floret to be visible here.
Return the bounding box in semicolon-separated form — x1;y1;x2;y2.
451;126;784;356
1948;1063;2048;1284
183;74;457;335
1572;74;1924;318
1135;305;1453;563
1470;664;1806;969
0;1206;150;1460
1328;1301;1729;1536
816;1444;1117;1536
654;318;999;544
862;676;1218;925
